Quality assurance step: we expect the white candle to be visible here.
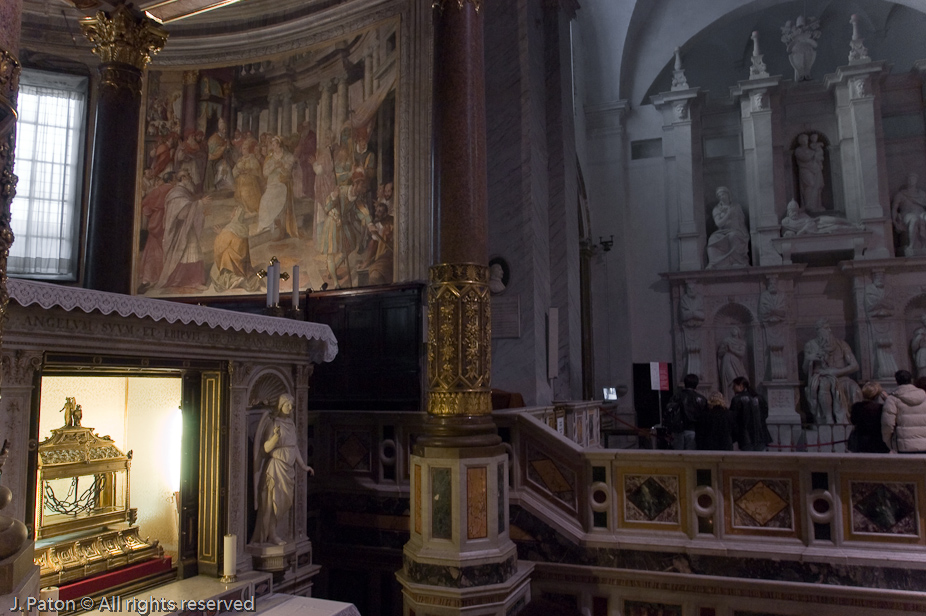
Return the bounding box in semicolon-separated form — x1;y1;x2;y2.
273;263;281;307
265;268;273;307
292;265;300;310
223;534;236;577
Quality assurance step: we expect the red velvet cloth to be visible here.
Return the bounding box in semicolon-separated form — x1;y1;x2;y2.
58;557;173;601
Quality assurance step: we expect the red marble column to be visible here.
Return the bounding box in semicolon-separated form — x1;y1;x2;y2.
433;0;488;265
426;0;493;423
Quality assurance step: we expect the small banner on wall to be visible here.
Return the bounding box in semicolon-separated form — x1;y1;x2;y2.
649;362;670;391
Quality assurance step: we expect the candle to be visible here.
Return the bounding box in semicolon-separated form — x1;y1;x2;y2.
265;269;273;308
272;263;281;307
223;534;236;578
292;265;300;310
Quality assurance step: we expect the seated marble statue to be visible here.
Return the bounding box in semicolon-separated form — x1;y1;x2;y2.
891;173;926;255
802;319;861;425
780;200;860;237
706;186;750;269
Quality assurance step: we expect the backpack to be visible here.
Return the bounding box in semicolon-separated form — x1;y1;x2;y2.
663;397;685;433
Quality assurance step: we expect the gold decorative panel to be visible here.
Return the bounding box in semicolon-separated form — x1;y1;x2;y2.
722;470;800;538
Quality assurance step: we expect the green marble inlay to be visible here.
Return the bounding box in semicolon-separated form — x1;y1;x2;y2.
432;467;452;539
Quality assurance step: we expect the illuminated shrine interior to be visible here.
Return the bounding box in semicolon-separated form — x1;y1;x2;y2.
1;0;926;615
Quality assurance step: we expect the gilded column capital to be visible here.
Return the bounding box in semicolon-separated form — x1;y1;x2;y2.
182;70;199;86
427;263;492;417
80;5;168;71
432;0;483;13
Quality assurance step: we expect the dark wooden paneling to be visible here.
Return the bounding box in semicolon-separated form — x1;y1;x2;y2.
306;283;425;411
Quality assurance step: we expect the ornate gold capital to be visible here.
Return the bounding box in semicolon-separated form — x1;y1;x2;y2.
427;263;492;417
80;5;168;71
432;0;482;13
182;70;199;86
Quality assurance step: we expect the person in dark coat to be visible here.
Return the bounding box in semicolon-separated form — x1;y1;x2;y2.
848;381;889;453
730;377;773;451
696;391;735;451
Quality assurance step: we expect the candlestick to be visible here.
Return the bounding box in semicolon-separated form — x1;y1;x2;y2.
221;534;237;583
292;265;300;310
265;270;272;307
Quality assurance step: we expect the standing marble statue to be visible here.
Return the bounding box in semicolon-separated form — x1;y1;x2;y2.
252;394;314;546
891;173;926;256
912;313;926;379
794;134;824;213
718;326;748;401
781;16;821;81
802;319;862;425
706;186;750;269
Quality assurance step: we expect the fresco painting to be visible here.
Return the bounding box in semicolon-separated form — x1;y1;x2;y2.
136;19;398;298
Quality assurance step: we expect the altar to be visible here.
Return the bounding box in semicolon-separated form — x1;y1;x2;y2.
0;280;338;601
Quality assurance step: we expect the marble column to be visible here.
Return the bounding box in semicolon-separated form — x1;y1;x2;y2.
335;77;348;138
305;97;318;132
281;88;292;137
319;81;332;145
181;70;198;138
268;93;280;137
731;76;784;266
651;87;704;271
824;61;892;259
364;47;374;99
81;6;167;294
398;1;531;614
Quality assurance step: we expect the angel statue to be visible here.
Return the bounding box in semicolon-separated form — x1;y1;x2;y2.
251;394;314;546
781;16;822;81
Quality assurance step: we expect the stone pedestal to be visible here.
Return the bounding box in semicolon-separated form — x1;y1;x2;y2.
0;542;39;614
399;436;531;615
731;76;784;267
652;87;704;272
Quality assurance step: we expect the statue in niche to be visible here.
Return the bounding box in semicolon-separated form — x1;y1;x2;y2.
793;133;825;213
781;16;821;82
706;186;750;269
718;326;748;401
912;313;926;379
864;271;894;319
802;319;862;425
891;173;926;256
780;200;860;237
252;394;314;546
